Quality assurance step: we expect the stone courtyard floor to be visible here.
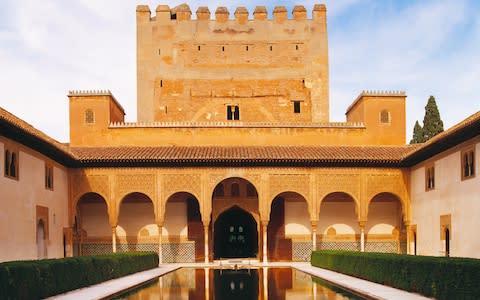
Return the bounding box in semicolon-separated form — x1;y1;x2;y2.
48;262;431;300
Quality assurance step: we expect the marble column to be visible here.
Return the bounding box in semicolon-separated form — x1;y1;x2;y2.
359;221;366;252
111;226;117;253
204;225;209;263
311;220;318;251
158;224;163;264
262;221;268;263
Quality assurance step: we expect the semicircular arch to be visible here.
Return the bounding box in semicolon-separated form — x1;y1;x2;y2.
265;190;312;222
319;191;360;218
367;192;407;221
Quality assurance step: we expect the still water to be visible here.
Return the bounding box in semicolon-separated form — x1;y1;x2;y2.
114;267;366;300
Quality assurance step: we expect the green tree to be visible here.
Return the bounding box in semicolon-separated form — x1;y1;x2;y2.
410;120;424;144
410;96;444;144
422;95;444;141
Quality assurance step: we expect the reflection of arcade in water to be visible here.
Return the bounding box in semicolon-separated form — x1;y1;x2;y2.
145;267;365;300
214;269;258;299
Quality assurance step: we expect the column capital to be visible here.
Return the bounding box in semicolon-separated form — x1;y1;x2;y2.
261;220;269;227
358;221;367;228
310;220;318;228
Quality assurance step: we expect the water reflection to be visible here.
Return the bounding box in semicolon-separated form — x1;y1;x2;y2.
115;267;365;300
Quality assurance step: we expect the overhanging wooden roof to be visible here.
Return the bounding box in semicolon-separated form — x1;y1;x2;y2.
0;107;76;166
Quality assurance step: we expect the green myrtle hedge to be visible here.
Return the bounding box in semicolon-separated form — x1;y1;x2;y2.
311;250;480;300
0;251;158;300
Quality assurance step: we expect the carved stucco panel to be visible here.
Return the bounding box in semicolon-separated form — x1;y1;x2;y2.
317;174;361;204
365;174;410;223
163;174;201;200
115;174;156;201
72;174;110;205
269;174;309;200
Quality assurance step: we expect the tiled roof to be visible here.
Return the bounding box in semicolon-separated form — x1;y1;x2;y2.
402;110;480;165
0;107;75;165
71;145;417;167
1;106;479;168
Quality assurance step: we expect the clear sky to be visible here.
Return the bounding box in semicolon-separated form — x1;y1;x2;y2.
1;0;479;143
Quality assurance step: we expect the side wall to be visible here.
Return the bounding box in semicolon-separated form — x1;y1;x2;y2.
410;137;480;258
0;137;69;262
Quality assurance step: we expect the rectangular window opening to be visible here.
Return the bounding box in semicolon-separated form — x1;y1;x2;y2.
45;164;54;190
293;101;301;114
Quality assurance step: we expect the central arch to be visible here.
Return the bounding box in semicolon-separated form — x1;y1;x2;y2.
214;206;258;259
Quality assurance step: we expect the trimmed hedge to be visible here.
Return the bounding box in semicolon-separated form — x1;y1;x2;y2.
311;250;480;300
0;251;158;299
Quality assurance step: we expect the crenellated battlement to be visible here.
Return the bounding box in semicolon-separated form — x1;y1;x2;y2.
136;4;326;23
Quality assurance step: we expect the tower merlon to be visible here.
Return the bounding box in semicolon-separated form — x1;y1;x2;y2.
234;7;249;25
273;6;288;23
215;7;229;23
136;5;151;22
292;5;307;21
172;4;192;21
313;4;327;22
155;5;171;23
139;4;327;22
253;6;267;20
196;6;210;20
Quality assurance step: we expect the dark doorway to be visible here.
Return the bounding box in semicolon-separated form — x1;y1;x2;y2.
214;206;258;259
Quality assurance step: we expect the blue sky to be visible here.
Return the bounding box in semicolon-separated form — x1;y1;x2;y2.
1;0;479;142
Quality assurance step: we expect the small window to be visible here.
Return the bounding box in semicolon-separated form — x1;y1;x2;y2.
160;80;163;87
45;164;53;190
380;110;390;123
213;184;225;197
4;149;18;180
295;44;299;50
293;101;301;114
425;165;435;191
269;45;273;51
158;49;161;55
227;105;240;120
246;45;249;51
85;109;95;124
4;150;9;176
461;148;475;180
198;45;201;51
231;183;240;197
222;46;225;52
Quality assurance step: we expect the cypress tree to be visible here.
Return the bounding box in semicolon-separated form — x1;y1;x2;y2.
422;96;444;141
410;120;424;144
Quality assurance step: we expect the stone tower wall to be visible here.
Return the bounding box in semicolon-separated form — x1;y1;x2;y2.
136;4;329;123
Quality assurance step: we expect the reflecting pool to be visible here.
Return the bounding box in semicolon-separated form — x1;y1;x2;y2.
113;267;366;299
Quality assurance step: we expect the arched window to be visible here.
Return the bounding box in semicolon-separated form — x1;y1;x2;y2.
231;183;240;197
85;109;95;124
213;184;225;197
380;110;390;123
